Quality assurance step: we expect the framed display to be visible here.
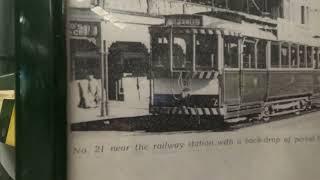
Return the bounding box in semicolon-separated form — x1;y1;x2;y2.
66;1;320;180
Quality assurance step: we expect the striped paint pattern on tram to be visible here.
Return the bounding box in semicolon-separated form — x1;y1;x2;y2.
152;106;222;116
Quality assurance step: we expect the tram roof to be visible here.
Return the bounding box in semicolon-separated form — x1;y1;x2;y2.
153;14;320;46
203;15;277;41
153;14;277;41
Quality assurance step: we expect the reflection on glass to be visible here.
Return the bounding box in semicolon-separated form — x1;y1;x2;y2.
224;37;239;68
195;34;217;70
172;34;193;70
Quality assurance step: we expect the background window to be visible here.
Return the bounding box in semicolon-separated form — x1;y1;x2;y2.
315;48;320;69
291;45;298;68
243;41;255;69
271;42;280;68
307;46;313;68
299;45;306;68
318;50;320;69
301;6;306;24
224;37;239;68
281;44;289;68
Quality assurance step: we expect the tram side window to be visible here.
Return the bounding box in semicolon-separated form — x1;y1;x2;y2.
243;40;256;69
152;34;169;68
299;45;306;68
318;48;320;69
196;34;218;70
271;42;280;68
281;43;289;68
224;37;239;68
257;40;267;69
307;46;313;68
315;48;320;69
291;45;298;68
173;34;193;70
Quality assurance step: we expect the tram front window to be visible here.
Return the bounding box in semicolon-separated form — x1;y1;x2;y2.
196;34;218;70
152;32;219;71
152;34;170;68
172;34;193;70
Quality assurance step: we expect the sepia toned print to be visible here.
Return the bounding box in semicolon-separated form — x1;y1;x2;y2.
67;0;320;132
67;1;320;180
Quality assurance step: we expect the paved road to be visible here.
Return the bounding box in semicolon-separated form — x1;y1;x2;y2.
233;110;320;134
69;111;320;180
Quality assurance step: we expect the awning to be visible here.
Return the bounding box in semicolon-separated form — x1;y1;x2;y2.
172;27;242;37
204;17;277;40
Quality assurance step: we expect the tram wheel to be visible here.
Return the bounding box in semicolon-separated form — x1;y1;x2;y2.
259;106;271;122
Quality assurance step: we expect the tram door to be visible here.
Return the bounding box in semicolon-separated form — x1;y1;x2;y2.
223;37;242;114
240;39;268;110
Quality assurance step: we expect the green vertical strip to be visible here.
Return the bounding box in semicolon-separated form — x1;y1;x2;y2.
15;0;66;180
52;0;67;180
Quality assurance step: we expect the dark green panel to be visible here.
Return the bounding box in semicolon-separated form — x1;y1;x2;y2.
0;0;15;57
15;0;66;179
0;60;15;76
0;73;15;90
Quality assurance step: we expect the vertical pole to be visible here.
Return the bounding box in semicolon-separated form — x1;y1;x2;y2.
238;38;243;106
316;48;320;69
104;40;109;115
100;40;108;117
170;28;173;72
255;40;258;69
279;42;282;68
100;41;105;117
311;47;314;69
192;33;196;72
304;46;307;68
288;43;292;68
297;45;300;68
266;41;271;100
217;32;224;107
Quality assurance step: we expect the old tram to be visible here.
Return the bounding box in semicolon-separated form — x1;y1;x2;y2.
148;13;320;128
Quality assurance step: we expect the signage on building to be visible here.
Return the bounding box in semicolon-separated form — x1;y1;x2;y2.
68;0;99;8
69;21;99;37
165;15;203;26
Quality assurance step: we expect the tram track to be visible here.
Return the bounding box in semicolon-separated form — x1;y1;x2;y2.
71;107;320;133
226;107;320;132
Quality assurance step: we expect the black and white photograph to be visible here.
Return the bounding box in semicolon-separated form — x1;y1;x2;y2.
68;0;320;132
67;1;320;180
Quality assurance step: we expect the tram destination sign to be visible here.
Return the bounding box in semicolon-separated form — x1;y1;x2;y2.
165;15;203;26
69;21;99;37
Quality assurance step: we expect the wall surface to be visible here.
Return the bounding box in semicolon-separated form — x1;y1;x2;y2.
0;0;15;179
0;0;15;76
0;0;14;57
